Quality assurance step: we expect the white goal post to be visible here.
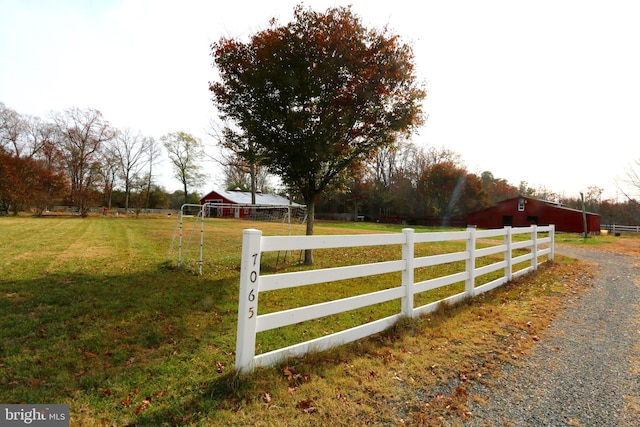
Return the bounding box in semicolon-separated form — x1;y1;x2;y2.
169;202;306;275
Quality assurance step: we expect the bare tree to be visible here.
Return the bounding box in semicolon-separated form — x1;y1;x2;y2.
621;160;640;199
52;107;115;216
22;115;55;159
99;147;119;211
0;103;26;156
209;120;265;204
1;103;58;162
161;131;206;205
144;137;162;209
111;128;150;211
220;150;272;193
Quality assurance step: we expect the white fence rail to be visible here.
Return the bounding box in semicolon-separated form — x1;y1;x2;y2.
236;225;555;372
601;224;640;233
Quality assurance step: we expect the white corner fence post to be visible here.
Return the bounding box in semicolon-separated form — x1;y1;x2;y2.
235;229;263;373
178;207;184;267
401;228;415;318
199;206;205;275
505;226;513;282
465;227;477;297
531;225;538;270
549;224;555;261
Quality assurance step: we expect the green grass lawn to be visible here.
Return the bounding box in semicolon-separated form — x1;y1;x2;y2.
0;215;562;425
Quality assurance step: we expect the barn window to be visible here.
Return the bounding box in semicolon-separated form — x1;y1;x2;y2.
518;198;525;211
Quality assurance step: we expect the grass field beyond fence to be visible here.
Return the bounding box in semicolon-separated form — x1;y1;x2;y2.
0;215;615;426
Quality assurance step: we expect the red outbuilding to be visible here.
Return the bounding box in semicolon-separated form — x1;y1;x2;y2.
466;196;601;233
200;188;303;218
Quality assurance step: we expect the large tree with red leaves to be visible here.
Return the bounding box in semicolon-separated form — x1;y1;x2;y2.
210;4;425;263
0;149;67;216
417;162;489;221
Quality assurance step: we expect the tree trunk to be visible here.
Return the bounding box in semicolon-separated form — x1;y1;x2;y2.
580;192;588;238
183;180;189;205
124;179;130;211
145;167;153;209
304;202;315;265
353;199;359;222
250;162;257;205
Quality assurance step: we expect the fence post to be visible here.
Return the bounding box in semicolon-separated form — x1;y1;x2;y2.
505;226;513;281
178;207;184;267
549;224;555;261
235;229;262;373
198;207;205;275
531;225;538;270
401;228;415;318
465;227;476;297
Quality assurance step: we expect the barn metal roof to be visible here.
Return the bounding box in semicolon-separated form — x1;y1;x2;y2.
201;188;304;207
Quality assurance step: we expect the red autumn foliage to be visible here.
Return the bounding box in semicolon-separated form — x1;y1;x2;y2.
0;148;67;215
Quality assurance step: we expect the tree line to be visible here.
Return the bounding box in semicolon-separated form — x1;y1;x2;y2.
220;137;639;227
0;103;206;216
2;98;638;226
314;142;640;227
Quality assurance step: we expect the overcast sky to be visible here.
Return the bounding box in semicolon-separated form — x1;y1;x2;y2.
1;0;639;200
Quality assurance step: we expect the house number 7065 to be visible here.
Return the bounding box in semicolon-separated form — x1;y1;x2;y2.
247;253;259;318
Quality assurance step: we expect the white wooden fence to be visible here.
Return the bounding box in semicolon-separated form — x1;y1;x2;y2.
601;224;640;233
236;225;555;372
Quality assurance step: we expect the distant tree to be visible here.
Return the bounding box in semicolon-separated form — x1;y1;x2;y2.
99;147;119;210
480;171;518;205
212;125;265;204
52;107;115;216
583;186;604;211
220;150;273;195
622;159;640;199
417;162;488;220
111;128;150;210
22;114;55;159
517;181;537;198
0;150;67;215
367;142;420;218
211;4;425;263
0;103;25;156
145;185;171;209
362;143;462;220
169;190;202;210
0;149;19;214
161;132;206;205
144;137;162;209
169;190;185;210
129;174;149;218
559;186;604;213
458;172;488;214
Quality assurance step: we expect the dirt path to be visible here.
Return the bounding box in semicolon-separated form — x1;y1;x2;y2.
463;244;640;426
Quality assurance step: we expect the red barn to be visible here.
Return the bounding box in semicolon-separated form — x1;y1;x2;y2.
466;196;601;233
200;188;303;218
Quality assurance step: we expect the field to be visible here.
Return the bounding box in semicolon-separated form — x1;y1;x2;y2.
0;215;623;426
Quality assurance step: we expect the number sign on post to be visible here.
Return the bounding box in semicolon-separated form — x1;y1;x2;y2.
235;229;262;372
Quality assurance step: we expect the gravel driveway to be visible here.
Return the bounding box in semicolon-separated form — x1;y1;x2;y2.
464;245;640;426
